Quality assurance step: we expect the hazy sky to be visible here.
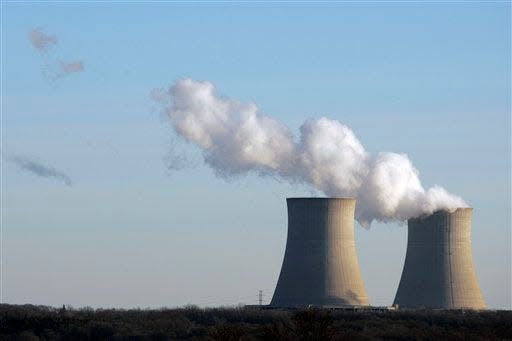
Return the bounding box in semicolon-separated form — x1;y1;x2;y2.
2;2;510;309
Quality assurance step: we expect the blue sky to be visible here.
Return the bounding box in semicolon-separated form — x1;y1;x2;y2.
2;2;510;308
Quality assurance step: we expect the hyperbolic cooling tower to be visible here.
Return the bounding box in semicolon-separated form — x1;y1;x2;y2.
393;208;485;309
271;198;369;307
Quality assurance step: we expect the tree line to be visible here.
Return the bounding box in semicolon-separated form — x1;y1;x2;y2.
1;304;511;340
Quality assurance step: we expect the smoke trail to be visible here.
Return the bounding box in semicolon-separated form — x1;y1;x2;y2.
153;78;467;226
10;155;73;187
44;60;85;80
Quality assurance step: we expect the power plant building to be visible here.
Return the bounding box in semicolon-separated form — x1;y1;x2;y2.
393;208;485;309
271;198;369;307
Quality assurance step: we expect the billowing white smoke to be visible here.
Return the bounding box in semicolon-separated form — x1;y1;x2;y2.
168;79;295;177
155;78;467;226
297;118;368;199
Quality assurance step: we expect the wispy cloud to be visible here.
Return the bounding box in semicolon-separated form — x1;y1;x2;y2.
28;27;85;80
44;60;85;80
59;60;84;74
28;28;58;52
150;87;169;104
10;155;73;187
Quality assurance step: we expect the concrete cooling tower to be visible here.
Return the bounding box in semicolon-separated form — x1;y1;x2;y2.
271;198;369;307
393;208;485;309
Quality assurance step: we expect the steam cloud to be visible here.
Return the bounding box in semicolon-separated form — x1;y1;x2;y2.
28;28;84;79
154;78;467;226
11;155;73;187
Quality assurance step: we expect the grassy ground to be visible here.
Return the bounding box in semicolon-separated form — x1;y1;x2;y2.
1;304;511;340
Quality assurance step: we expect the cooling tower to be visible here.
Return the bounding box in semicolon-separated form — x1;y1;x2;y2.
393;208;485;309
271;198;369;307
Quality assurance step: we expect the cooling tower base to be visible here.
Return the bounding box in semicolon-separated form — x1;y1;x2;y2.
246;305;397;312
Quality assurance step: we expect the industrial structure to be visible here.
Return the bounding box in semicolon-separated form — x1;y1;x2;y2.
393;208;485;309
271;198;369;307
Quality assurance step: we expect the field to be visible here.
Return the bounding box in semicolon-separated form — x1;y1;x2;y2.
1;304;511;340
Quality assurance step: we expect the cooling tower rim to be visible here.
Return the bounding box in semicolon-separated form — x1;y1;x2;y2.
286;197;355;201
434;207;473;213
409;207;473;221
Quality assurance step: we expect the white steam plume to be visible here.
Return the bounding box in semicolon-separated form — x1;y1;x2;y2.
168;79;295;177
10;155;73;187
154;78;467;226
